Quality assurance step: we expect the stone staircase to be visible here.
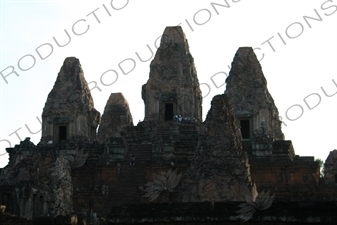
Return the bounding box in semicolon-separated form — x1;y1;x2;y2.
101;142;153;210
178;123;198;135
156;123;173;140
99;143;153;211
127;144;152;162
101;160;147;214
173;124;199;160
72;122;202;218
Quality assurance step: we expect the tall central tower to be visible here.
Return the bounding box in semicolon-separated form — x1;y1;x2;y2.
142;26;202;122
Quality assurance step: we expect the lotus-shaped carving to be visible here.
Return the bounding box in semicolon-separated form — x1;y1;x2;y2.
65;148;90;168
236;189;276;222
142;168;183;202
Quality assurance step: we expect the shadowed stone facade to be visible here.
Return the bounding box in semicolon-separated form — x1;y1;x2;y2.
40;57;100;145
225;48;320;198
0;27;334;224
142;26;202;122
180;94;257;202
324;149;337;185
0;138;74;218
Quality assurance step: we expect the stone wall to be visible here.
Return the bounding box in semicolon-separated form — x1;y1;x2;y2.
70;121;201;217
249;157;320;200
243;138;320;200
0;139;78;218
108;201;337;224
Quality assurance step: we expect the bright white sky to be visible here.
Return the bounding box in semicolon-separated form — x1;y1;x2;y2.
0;0;336;168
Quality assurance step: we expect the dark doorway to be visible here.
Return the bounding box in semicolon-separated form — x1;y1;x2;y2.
240;120;250;139
165;103;173;121
59;126;67;142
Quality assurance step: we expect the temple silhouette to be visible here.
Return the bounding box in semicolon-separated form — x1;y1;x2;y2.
0;26;336;225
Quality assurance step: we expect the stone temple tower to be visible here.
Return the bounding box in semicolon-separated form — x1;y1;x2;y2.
40;57;101;144
225;47;284;140
97;92;133;142
142;26;202;122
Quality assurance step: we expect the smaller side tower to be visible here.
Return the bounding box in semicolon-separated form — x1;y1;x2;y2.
40;57;100;144
97;93;133;142
225;47;284;141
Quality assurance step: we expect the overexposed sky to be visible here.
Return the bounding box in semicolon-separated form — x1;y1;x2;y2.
0;0;336;168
